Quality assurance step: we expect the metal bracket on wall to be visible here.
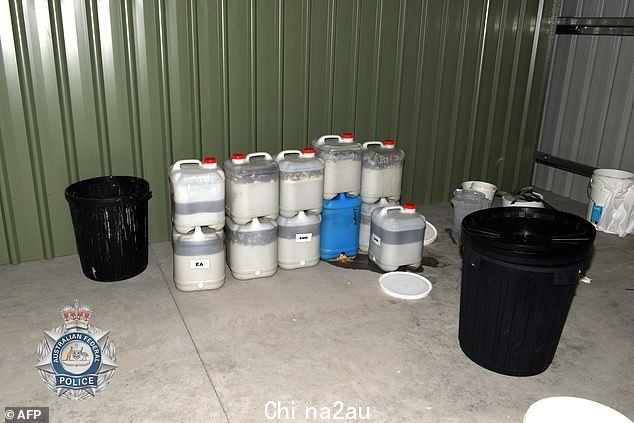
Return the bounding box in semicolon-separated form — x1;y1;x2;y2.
556;17;634;36
535;151;596;178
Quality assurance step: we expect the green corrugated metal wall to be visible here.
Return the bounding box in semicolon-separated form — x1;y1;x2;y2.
0;0;557;264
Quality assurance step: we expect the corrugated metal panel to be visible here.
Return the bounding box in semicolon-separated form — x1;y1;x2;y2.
534;0;634;202
0;0;557;264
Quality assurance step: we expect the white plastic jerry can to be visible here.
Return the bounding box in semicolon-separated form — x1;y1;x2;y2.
277;211;321;270
368;203;426;272
361;140;404;204
169;157;225;233
226;216;278;280
224;152;279;224
276;148;325;217
312;133;362;200
172;226;226;291
359;198;399;253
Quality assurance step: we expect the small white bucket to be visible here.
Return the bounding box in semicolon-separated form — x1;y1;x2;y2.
587;168;634;236
462;181;497;205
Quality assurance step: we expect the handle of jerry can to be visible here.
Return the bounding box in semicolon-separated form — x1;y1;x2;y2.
314;135;342;146
172;159;202;170
362;141;384;149
245;152;273;162
378;205;403;216
275;150;303;162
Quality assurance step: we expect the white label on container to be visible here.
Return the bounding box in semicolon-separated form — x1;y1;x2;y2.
295;233;312;243
190;259;210;269
372;233;381;246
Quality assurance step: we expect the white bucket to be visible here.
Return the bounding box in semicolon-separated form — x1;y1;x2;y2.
587;168;634;236
462;181;497;206
523;397;632;423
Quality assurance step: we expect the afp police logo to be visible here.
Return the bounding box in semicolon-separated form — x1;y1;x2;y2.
36;299;117;400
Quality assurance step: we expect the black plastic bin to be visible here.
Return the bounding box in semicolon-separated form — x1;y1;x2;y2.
65;176;152;282
458;207;595;376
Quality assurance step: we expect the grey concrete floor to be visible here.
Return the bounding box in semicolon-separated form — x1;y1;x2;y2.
0;193;632;422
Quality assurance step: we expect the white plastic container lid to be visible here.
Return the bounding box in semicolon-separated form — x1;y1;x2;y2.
523;397;631;423
379;272;432;300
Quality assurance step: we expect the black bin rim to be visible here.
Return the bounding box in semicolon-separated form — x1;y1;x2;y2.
65;176;152;204
461;207;595;266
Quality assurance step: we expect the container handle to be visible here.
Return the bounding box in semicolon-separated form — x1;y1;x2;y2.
378;205;403;216
313;135;342;146
172;159;201;169
245;152;273;162
275;150;303;162
362;141;383;149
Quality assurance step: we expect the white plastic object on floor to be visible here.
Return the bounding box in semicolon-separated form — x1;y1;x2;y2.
587;168;634;237
503;192;545;208
359;198;399;253
226;216;278;280
423;221;438;246
462;180;497;206
277;211;321;270
172;226;225;291
360;140;404;204
368;203;426;271
224;152;279;224
523;397;631;423
276;148;324;218
169;158;225;233
379;272;432;300
312;133;362;200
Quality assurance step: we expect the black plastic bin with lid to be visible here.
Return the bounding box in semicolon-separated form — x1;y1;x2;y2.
458;207;595;376
65;176;152;282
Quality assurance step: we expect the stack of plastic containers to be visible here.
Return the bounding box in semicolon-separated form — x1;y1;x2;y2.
224;152;280;279
169;158;226;291
358;140;405;253
313;133;363;259
276;148;324;269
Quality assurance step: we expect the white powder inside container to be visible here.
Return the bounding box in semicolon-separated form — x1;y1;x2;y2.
278;235;320;269
227;242;278;280
361;167;402;203
280;175;324;217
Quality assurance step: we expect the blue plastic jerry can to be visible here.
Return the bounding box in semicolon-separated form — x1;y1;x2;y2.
320;193;362;259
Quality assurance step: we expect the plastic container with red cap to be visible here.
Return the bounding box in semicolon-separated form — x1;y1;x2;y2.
361;139;405;204
169;158;226;233
312;133;362;199
368;203;426;271
275;148;325;217
224;152;279;224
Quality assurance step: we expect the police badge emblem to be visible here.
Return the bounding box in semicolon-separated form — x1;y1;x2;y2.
36;299;117;400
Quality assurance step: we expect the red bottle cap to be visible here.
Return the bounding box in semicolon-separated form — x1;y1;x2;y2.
231;153;245;160
202;157;217;164
383;139;396;146
403;202;416;210
342;132;354;139
302;147;316;154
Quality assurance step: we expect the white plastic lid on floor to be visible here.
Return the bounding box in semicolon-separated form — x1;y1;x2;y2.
379;272;432;300
524;397;632;423
424;221;438;246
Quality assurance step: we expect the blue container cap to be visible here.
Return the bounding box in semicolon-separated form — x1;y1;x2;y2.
324;193;362;208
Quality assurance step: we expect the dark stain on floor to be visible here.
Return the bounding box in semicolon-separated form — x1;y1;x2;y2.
326;253;447;274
